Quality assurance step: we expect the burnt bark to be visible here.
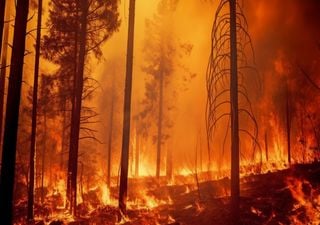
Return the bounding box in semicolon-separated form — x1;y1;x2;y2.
229;0;240;223
119;0;135;214
0;0;6;58
0;0;9;151
67;0;88;216
0;0;29;224
67;4;79;212
27;0;43;220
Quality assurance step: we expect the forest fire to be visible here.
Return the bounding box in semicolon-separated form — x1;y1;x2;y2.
287;177;320;224
0;0;320;224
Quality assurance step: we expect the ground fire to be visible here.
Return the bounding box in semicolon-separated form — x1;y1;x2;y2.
0;0;320;225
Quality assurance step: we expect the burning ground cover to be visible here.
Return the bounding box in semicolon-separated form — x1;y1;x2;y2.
11;162;320;225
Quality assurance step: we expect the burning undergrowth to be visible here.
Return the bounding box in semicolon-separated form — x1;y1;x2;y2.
10;162;320;225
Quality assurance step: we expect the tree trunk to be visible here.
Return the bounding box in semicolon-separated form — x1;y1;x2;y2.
156;65;164;180
119;0;135;214
107;83;114;187
67;4;79;212
0;0;29;224
67;0;88;216
229;0;240;223
27;0;42;220
0;0;6;58
0;0;10;151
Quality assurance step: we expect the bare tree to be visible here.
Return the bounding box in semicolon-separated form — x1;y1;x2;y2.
0;0;6;58
206;0;260;222
119;0;136;214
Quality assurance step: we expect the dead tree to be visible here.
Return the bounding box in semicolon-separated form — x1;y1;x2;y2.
0;0;10;150
0;0;30;224
206;0;260;223
119;0;135;214
0;0;6;58
27;0;43;220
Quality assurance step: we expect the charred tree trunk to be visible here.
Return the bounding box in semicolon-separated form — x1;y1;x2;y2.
0;0;6;58
67;0;88;216
229;0;240;223
119;0;135;214
0;0;29;223
27;0;43;220
156;66;164;180
0;0;10;151
107;84;115;187
67;5;79;212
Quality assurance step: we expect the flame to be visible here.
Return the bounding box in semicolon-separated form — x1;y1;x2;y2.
286;177;320;224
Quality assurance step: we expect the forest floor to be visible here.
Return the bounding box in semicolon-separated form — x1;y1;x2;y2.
14;162;320;225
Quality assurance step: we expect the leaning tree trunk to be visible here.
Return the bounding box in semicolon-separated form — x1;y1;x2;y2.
27;0;43;220
229;0;240;223
0;0;29;224
0;0;6;59
67;0;88;216
0;0;9;151
119;0;135;214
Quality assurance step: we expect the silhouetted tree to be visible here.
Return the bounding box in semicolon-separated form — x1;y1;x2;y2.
0;0;6;58
27;0;43;220
206;0;259;223
0;0;10;150
138;0;193;181
43;0;120;215
0;0;30;224
119;0;135;215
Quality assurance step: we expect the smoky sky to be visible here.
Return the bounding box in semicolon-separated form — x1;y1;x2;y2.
245;0;320;69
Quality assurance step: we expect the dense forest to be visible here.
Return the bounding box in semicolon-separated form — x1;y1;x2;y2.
0;0;320;224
